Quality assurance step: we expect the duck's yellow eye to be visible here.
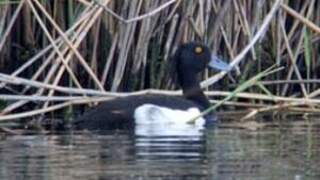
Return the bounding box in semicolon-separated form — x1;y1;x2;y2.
194;46;203;54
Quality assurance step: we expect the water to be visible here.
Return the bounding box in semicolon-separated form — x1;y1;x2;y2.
0;115;320;180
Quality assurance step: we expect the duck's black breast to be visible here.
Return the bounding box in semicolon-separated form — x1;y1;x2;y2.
72;94;202;130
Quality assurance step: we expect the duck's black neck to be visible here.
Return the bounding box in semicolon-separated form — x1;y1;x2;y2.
178;72;211;110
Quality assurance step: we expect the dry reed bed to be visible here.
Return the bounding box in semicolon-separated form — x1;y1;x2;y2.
0;0;320;123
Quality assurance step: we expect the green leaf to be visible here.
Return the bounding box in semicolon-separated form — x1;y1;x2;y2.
187;65;284;124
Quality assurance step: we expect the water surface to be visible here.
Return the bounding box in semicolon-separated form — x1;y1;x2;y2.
0;115;319;180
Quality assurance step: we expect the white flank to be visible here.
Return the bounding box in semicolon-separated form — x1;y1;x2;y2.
134;104;205;136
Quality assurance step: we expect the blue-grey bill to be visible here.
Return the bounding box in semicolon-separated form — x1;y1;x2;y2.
208;54;231;71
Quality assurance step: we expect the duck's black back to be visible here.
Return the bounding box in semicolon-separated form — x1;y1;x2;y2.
73;94;202;130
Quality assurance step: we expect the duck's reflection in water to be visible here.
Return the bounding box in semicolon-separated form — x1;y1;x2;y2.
134;122;206;162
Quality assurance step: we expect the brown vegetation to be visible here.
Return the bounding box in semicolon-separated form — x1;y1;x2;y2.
0;0;320;124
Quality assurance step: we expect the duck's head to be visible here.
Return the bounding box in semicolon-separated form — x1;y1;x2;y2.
173;42;231;90
174;42;230;75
